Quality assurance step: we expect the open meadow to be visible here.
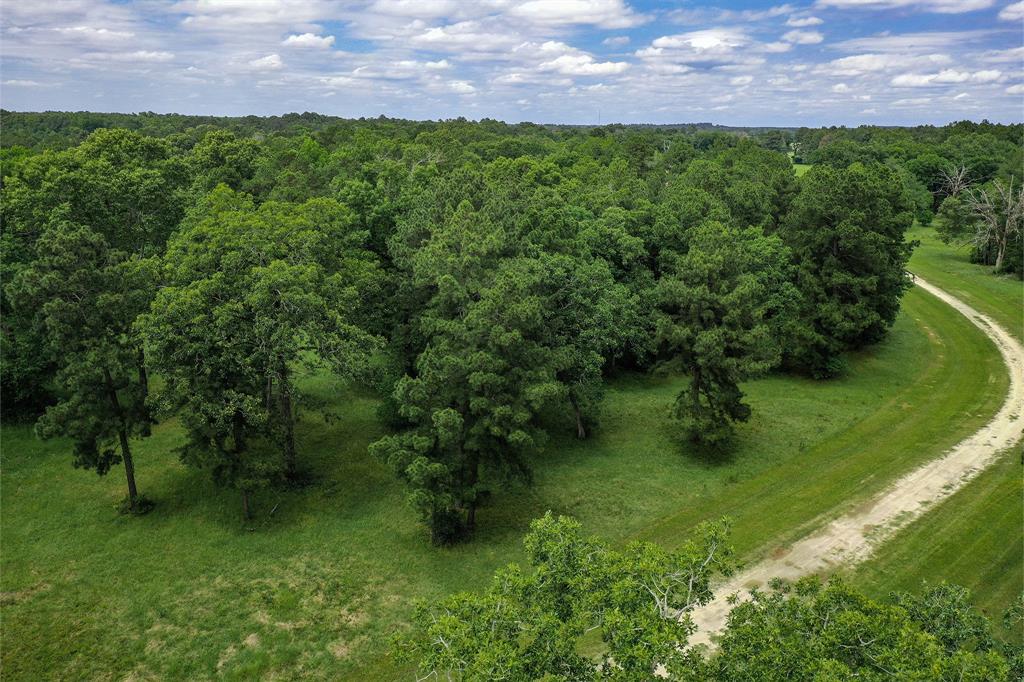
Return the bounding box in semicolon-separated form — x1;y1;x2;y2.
2;259;1014;678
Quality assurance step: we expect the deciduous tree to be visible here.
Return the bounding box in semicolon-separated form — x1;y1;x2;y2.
7;215;156;511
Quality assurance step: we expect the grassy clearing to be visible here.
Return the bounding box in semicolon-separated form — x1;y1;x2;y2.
848;447;1022;643
793;162;812;177
847;222;1023;638
907;223;1022;341
0;284;1008;679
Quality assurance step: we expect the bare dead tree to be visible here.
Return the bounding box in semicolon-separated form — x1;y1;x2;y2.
963;177;1024;271
939;164;970;197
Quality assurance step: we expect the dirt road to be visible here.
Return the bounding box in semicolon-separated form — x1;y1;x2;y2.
687;275;1024;648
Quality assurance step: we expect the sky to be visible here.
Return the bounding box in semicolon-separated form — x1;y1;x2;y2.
1;0;1022;126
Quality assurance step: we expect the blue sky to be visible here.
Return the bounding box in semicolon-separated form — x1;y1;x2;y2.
1;0;1021;125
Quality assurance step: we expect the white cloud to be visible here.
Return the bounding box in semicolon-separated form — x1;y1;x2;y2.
821;52;952;75
603;35;630;46
998;1;1024;19
86;50;175;62
787;15;824;26
1006;83;1024;94
2;79;44;86
816;0;994;12
783;29;824;44
248;53;283;70
176;0;333;32
282;33;335;48
953;91;969;98
636;29;771;68
445;79;476;93
408;21;521;52
366;0;459;17
892;97;933;105
832;31;993;53
652;30;746;51
539;53;630;75
832;82;850;92
507;0;648;28
672;4;795;22
730;75;754;85
891;68;1002;86
977;46;1024;63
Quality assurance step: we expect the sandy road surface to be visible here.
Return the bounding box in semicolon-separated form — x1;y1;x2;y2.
687;275;1024;648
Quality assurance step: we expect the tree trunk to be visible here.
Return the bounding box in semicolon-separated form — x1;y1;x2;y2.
278;365;296;476
137;350;151;438
103;367;138;510
119;428;139;508
265;374;273;411
464;450;479;533
994;232;1007;271
570;395;586;439
690;364;703;416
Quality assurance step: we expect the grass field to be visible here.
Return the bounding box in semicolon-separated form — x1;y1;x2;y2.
2;275;1009;679
907;222;1022;341
847;223;1023;642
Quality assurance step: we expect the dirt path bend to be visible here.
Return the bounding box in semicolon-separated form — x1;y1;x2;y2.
687;276;1024;648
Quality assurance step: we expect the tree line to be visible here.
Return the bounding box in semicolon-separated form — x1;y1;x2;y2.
793;122;1023;274
1;114;1018;540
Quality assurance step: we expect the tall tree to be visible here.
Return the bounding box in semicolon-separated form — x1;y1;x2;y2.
655;221;794;447
141;187;378;515
7;216;156;511
371;202;565;543
1;128;188;416
780;163;915;377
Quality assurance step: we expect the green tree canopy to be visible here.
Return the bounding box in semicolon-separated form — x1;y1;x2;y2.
781;163;915;376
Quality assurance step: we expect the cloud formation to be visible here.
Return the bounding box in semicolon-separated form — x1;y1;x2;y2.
0;0;1019;125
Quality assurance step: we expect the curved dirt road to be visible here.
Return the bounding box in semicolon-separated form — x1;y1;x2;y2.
687;276;1024;647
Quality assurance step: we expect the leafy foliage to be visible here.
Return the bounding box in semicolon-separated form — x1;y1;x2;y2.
140;187;379;514
395;512;734;679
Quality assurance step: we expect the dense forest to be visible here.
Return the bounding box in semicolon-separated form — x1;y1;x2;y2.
2;111;1021;678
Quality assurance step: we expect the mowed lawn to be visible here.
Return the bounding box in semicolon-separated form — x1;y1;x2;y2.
0;283;1009;679
907;222;1023;342
848;224;1023;642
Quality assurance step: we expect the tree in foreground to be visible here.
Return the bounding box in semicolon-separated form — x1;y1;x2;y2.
654;221;795;447
398;515;1019;681
394;512;734;680
7;216;156;511
709;578;1017;681
781;163;915;377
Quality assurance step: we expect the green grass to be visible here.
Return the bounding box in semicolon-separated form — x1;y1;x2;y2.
0;283;1010;679
846;222;1023;637
848;448;1023;643
907;223;1023;341
793;162;812;177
